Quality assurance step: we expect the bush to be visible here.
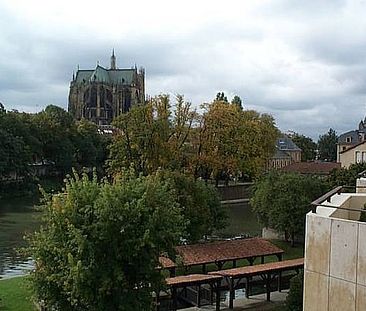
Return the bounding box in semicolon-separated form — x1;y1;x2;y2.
284;271;304;311
27;170;185;311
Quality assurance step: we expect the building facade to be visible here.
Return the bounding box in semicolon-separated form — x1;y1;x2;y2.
68;51;145;125
337;118;366;162
267;135;302;170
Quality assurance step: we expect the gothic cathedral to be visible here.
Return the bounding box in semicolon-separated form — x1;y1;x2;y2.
68;51;145;125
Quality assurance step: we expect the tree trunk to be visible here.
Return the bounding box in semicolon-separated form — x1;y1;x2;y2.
291;231;295;247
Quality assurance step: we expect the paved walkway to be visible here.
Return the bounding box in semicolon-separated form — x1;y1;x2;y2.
183;290;288;311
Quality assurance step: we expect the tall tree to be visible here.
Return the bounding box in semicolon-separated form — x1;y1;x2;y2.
27;170;185;311
290;133;317;161
215;92;228;103
108;95;196;176
318;128;337;161
251;171;328;245
194;102;278;183
231;95;243;110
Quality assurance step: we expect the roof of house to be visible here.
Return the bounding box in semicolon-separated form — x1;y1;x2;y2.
281;161;341;175
158;256;176;270
276;136;301;152
175;238;284;267
339;140;366;154
166;274;222;287
338;130;363;145
273;148;293;159
208;258;304;278
74;66;136;85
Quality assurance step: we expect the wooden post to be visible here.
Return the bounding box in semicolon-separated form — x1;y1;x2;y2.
172;287;177;311
245;276;250;298
155;287;160;311
229;278;235;309
233;260;237;268
261;256;264;264
266;273;271;302
170;267;176;277
210;284;214;305
202;264;206;274
216;280;221;311
197;285;201;307
278;271;282;292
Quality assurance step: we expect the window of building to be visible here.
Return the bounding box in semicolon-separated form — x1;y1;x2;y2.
346;137;352;143
356;151;362;163
362;152;366;163
342;146;347;151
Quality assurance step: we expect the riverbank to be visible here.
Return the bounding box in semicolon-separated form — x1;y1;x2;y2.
0;177;63;200
0;277;35;311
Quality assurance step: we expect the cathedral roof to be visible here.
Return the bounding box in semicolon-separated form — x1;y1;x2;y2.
74;65;136;85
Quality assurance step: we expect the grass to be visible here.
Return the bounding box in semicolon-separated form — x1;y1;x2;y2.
0;277;35;311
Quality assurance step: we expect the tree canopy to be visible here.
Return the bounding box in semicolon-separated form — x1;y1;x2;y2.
0;105;108;181
27;170;185;311
290;133;317;161
318;128;337;162
108;95;278;183
251;171;328;245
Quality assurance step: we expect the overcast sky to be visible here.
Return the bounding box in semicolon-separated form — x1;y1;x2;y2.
1;0;366;139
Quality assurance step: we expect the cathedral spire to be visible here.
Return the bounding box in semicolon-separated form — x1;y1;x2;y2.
111;49;116;70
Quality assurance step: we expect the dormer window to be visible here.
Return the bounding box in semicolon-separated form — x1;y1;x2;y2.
346;137;352;143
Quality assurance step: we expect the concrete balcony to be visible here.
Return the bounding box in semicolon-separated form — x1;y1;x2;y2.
303;178;366;311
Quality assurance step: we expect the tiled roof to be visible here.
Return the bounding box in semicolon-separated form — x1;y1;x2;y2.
281;161;340;175
339;140;366;154
209;258;304;278
158;256;176;269
277;136;301;151
74;66;135;85
166;274;222;287
175;238;284;267
338;130;361;145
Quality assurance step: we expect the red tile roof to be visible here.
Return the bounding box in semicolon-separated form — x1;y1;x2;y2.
166;274;222;287
158;256;176;270
175;238;284;267
281;161;340;175
209;258;304;278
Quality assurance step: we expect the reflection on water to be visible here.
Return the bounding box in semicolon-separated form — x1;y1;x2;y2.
216;202;261;238
0;197;40;279
0;200;260;279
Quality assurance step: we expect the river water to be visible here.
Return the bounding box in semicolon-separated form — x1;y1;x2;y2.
0;199;260;279
0;197;41;279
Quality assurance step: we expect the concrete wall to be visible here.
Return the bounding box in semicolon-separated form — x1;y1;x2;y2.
303;193;366;311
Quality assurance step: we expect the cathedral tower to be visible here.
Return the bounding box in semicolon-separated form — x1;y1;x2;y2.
68;52;145;125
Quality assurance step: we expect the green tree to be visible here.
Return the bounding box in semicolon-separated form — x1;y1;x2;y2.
33;105;77;173
284;271;304;311
195;102;278;183
231;95;243;110
27;170;185;311
108;95;196;176
290;133;317;161
251;171;328;246
158;170;227;242
75;119;109;169
327;163;366;189
318;128;337;161
215;92;228;103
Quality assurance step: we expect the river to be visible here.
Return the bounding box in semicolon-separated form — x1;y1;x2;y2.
0;197;41;279
0;199;260;279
